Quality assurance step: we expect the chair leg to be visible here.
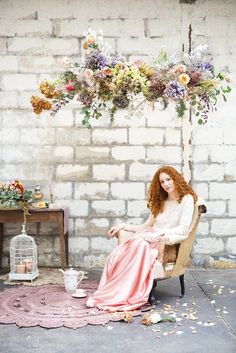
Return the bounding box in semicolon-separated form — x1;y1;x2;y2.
179;274;185;298
148;279;157;305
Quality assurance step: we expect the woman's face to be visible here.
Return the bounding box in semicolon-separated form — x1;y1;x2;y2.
159;172;175;195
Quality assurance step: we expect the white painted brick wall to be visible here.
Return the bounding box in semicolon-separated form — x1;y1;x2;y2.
56;164;89;181
74;182;109;200
1;0;236;268
93;164;125;181
129;128;164;145
111;182;145;199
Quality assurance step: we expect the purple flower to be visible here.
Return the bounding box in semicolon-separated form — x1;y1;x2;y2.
164;81;186;100
198;61;213;71
86;51;108;70
110;53;125;67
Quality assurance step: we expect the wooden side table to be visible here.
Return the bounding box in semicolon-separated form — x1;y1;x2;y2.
0;208;69;269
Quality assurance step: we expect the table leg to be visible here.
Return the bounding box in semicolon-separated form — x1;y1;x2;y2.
58;214;66;269
0;223;3;269
65;232;69;266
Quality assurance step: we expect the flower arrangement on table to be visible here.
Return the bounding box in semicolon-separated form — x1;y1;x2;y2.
31;29;231;128
0;180;33;222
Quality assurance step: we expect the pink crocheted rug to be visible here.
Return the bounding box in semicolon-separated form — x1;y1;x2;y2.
0;281;152;329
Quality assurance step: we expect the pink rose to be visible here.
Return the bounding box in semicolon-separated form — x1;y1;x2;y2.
84;69;94;79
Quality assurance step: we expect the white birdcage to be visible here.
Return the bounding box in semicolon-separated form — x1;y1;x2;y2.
9;224;39;282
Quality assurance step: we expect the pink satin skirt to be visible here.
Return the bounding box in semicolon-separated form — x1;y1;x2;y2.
86;230;162;312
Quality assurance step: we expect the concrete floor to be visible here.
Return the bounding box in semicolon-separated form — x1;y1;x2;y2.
0;268;235;353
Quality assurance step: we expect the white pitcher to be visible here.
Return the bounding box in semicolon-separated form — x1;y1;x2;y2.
59;268;85;294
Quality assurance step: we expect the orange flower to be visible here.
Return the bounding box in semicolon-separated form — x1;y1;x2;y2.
83;41;89;49
31;96;52;115
103;68;112;75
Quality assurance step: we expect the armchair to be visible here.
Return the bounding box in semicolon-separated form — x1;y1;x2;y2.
117;201;207;304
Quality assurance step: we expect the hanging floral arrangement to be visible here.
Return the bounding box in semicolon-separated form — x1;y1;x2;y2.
31;29;231;128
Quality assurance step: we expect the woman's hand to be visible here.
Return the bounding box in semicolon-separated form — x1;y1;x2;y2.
108;225;124;238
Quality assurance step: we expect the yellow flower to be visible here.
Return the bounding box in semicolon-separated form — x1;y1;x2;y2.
179;73;190;85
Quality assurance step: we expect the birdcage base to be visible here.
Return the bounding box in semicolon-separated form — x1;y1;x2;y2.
9;270;39;282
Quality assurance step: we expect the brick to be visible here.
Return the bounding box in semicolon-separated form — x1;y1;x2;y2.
224;128;236;145
57;128;90;145
7;38;44;54
129;162;161;181
74;183;109;200
165;128;181;145
117;36;181;55
54;146;74;162
229;201;236;216
1;110;39;127
226;237;236;254
210;183;236;200
193;238;224;254
193;164;224;181
48;110;74;127
0;1;37;19
209;146;236;163
92;129;127;145
59;199;88;217
20;128;55;145
204;201;227;217
196;221;209;236
193;146;209;163
98;19;144;37
127;201;148;217
69;237;89;252
75;110;111;128
44;38;79;55
193;183;209;200
0;19;52;36
91;200;126;217
75;147;109;163
53;182;72;199
111;182;145;200
129;128;164;145
19;56;62;73
193;128;223;145
91;237;116;252
75;218;109;236
83;254;107;268
148;18;181;37
93;164;125;181
111;146;145;161
111;109;146;127
0;128;20;145
56;164;89;181
211;219;236;236
52;19;87;37
0;91;18;108
0;163;49;182
0;56;19;72
147;146;182;163
0;38;7;54
1;74;37;90
1;146;32;163
145;104;182;128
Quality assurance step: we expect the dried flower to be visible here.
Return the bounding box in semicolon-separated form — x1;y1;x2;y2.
31;96;52;114
179;73;190;85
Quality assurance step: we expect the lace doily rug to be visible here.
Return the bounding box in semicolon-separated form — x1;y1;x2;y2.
0;281;152;329
0;268;88;286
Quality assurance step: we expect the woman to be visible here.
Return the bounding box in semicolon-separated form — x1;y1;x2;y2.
86;166;197;312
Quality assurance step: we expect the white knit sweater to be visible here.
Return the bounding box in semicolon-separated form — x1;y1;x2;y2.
154;194;195;245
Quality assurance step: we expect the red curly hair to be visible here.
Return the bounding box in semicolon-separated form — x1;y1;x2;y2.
148;166;197;217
